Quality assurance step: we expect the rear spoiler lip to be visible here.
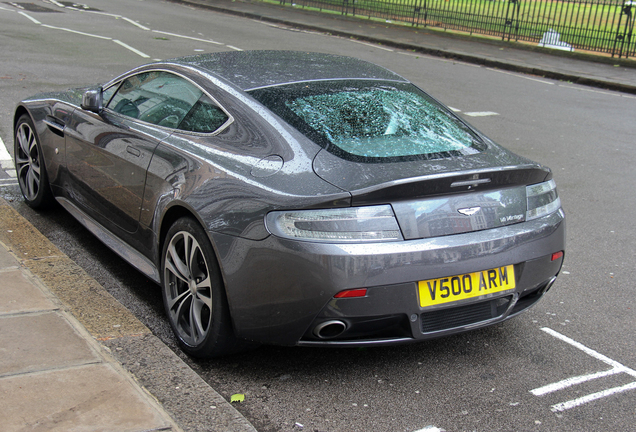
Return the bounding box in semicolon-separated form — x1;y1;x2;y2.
351;165;551;205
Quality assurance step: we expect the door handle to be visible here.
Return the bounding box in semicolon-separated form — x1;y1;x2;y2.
126;146;141;157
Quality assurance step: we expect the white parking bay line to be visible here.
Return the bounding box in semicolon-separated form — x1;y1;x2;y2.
531;327;636;412
152;30;223;45
18;11;41;24
41;24;112;40
531;368;624;396
541;327;636;377
349;39;394;52
413;427;446;432
464;111;499;117
0;137;16;179
0;136;11;161
552;382;636;412
121;17;150;31
113;39;150;58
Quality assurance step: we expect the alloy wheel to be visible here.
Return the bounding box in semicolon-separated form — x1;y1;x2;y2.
163;230;213;347
15;122;41;202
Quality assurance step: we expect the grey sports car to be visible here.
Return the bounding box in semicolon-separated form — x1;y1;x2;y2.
14;51;565;358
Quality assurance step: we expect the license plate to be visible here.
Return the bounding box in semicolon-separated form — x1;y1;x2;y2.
418;265;515;308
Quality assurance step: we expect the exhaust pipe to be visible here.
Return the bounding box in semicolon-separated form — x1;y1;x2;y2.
313;320;347;339
540;277;557;295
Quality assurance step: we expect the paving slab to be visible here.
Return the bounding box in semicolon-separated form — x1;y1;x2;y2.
0;311;98;376
1;363;175;432
0;268;57;314
0;244;19;268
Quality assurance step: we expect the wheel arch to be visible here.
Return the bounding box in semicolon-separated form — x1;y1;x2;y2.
158;203;226;281
13;105;32;133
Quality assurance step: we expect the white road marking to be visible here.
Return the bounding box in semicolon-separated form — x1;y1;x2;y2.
0;137;16;179
413;427;446;432
552;382;636;412
50;1;150;32
152;30;223;45
447;107;461;112
540;328;636;377
17;6;243;57
84;11;125;19
531;327;636;412
41;24;112;40
18;11;41;24
464;111;499;117
0;5;16;11
113;39;150;58
122;17;150;31
531;368;624;396
0;136;11;161
48;0;65;7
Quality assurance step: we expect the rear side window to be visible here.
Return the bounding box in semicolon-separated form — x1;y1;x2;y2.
249;81;482;162
179;94;229;133
106;71;229;133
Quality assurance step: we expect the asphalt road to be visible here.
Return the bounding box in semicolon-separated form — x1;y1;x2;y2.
1;1;635;431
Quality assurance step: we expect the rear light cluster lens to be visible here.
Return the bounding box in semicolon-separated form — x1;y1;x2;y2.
266;205;404;243
526;179;561;221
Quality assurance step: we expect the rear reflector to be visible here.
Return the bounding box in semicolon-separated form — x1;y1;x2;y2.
551;251;564;261
334;288;367;298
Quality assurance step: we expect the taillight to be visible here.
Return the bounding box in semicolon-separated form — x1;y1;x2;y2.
526;179;561;220
265;205;403;243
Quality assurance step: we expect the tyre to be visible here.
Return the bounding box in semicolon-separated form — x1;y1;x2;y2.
14;115;54;208
161;217;241;358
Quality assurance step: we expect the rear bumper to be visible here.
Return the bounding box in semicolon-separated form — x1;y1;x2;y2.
210;209;565;346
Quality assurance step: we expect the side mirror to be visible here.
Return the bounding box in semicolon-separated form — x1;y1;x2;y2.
81;87;103;113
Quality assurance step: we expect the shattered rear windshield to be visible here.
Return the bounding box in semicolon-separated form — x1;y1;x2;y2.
248;80;482;162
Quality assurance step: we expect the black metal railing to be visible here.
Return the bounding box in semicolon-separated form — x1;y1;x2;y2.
276;0;636;58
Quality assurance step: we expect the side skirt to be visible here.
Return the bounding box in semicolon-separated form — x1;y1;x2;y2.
56;197;161;284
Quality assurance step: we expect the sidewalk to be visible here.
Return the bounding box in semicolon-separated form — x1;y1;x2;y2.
175;0;636;95
0;198;256;432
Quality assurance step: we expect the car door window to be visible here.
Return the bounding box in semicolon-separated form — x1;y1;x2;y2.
102;83;119;107
106;71;229;133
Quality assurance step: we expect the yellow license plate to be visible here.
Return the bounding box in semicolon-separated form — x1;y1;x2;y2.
418;265;515;308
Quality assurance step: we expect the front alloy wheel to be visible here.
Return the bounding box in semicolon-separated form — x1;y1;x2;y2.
161;217;239;357
14;115;53;208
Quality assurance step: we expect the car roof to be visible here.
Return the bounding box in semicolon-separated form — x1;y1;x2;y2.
169;50;409;91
